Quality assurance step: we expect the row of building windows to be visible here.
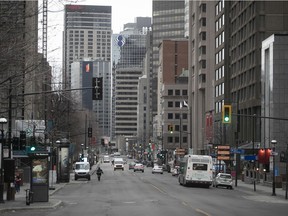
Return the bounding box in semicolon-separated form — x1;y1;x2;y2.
215;48;224;65
68;55;110;61
215;0;224;16
215;100;224;114
231;68;256;89
152;15;184;25
232;84;256;102
167;89;187;96
216;14;224;32
215;83;224;98
167;124;188;132
215;31;224;48
167;101;189;109
167;113;188;120
231;51;256;74
231;2;255;27
231;35;256;59
215;65;224;81
166;136;187;144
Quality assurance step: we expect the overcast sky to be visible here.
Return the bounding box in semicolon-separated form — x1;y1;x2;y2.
45;0;152;81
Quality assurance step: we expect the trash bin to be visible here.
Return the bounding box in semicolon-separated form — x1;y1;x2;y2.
6;183;15;200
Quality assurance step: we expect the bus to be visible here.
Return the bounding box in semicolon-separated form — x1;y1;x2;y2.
178;154;213;188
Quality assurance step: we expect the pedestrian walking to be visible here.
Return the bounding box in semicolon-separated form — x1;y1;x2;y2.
15;175;21;193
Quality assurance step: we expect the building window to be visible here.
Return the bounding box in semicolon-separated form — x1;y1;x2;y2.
175;90;180;96
175;125;180;131
175;101;180;107
175;113;180;119
168;113;173;119
182;113;187;119
168;101;173;107
182;89;187;95
168;89;173;96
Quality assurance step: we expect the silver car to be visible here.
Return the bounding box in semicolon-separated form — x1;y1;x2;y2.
152;165;163;174
213;173;233;189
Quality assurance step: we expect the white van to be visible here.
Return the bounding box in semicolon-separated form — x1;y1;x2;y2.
113;158;124;171
74;161;91;181
103;155;110;163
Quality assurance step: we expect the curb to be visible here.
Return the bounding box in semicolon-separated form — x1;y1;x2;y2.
0;200;63;213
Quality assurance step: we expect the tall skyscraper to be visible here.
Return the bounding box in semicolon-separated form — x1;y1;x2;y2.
112;18;151;139
62;5;112;89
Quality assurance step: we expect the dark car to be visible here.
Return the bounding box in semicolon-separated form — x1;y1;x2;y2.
129;162;136;170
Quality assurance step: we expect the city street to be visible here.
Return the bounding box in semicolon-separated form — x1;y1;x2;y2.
1;161;287;216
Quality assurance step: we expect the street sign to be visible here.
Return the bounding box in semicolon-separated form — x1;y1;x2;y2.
218;145;230;150
230;148;245;154
217;145;230;160
176;148;185;155
217;156;230;160
244;155;257;161
218;150;230;155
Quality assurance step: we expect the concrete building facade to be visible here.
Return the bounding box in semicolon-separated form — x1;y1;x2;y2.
63;5;112;89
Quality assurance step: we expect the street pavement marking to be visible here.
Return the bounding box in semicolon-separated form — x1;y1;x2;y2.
150;184;167;195
123;201;136;204
182;202;211;216
195;208;212;216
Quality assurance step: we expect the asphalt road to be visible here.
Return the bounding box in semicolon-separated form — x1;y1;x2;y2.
2;161;287;216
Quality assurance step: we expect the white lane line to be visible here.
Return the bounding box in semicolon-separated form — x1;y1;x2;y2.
150;184;167;195
195;208;211;216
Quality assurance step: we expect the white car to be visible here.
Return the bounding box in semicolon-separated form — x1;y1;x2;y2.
152;165;163;174
213;173;233;189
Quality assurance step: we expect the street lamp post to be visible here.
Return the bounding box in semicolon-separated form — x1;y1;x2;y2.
271;139;277;196
0;117;7;203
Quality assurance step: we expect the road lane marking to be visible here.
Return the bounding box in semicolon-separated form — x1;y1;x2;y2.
195;208;211;216
150;184;167;195
123;201;136;204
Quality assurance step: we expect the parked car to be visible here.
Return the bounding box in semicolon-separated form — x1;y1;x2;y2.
134;163;144;172
152;165;163;174
213;173;233;189
171;166;179;176
129;162;136;170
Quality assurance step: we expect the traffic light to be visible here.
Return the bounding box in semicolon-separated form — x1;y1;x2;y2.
92;77;103;100
30;146;36;151
88;127;92;138
19;131;26;150
222;105;232;124
168;124;173;133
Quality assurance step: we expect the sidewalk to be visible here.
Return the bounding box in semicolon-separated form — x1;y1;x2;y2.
234;179;288;202
0;182;66;213
0;163;100;213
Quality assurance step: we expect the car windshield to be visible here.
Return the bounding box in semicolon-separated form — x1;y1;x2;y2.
115;161;124;164
219;174;232;179
75;164;89;170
